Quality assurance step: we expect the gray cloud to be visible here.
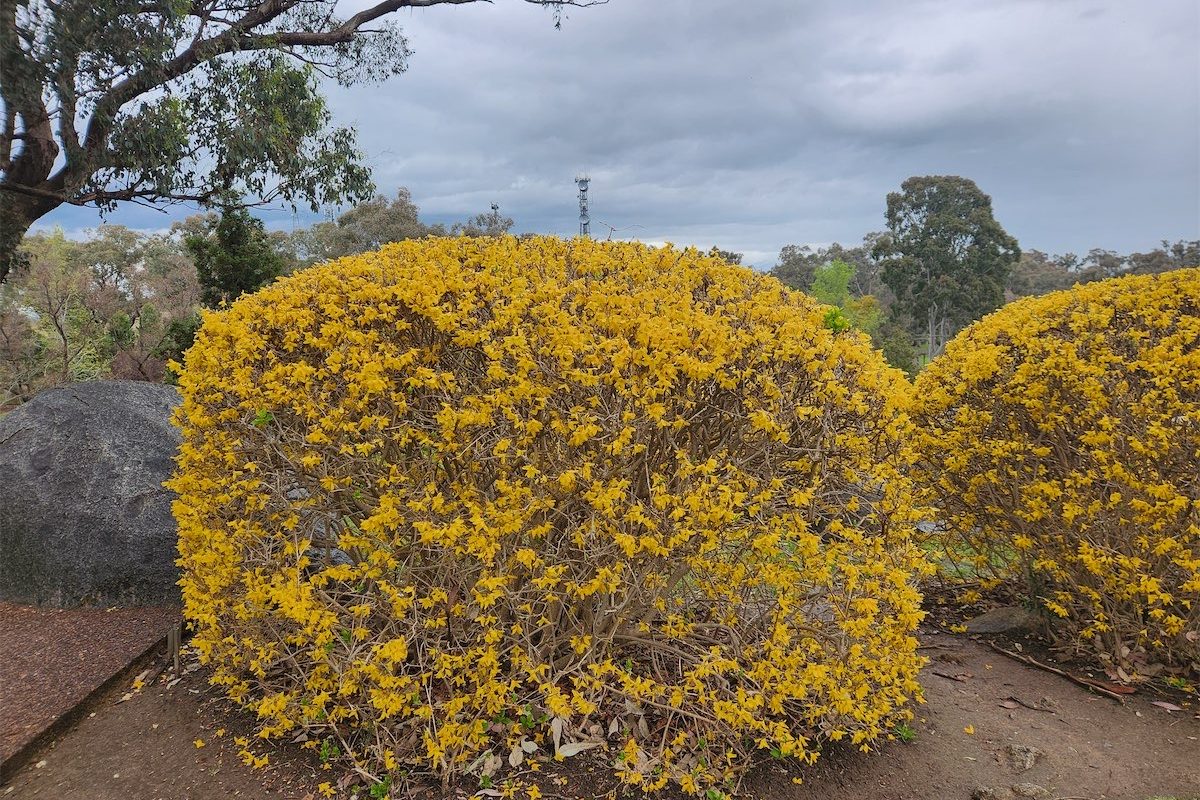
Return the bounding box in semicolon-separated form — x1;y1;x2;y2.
40;0;1200;266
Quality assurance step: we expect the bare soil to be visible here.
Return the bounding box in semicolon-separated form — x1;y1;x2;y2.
2;606;1197;800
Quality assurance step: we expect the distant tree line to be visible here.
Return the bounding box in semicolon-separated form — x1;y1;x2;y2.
0;192;512;408
3;174;1194;406
769;175;1197;374
1006;241;1199;297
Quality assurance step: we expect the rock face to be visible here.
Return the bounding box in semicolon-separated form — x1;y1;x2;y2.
0;381;182;606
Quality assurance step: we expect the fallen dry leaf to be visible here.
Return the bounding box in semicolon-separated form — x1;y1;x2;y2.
557;741;601;758
550;716;564;752
1150;700;1184;713
1079;677;1137;695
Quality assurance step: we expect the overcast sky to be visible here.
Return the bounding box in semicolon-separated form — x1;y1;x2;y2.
39;0;1200;268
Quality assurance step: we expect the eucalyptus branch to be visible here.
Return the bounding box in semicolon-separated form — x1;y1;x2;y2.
0;180;79;203
0;0;608;283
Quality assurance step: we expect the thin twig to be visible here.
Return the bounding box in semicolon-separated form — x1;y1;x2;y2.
1002;694;1056;713
987;641;1126;703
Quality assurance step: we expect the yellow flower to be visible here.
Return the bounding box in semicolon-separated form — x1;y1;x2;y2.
912;268;1200;674
170;236;930;796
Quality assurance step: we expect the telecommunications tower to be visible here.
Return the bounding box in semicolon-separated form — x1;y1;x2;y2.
575;175;590;237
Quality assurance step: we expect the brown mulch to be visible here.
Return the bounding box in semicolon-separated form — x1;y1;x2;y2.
0;602;181;766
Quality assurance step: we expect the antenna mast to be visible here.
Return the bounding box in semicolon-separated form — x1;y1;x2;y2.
575;175;590;237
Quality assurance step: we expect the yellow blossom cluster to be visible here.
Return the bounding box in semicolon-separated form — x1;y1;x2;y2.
168;236;928;795
912;268;1200;673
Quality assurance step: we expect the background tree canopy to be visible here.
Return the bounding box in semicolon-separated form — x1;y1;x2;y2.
0;185;532;407
0;0;605;283
185;206;284;309
284;189;436;268
873;175;1020;359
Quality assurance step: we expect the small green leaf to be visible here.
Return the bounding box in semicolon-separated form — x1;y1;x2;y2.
369;776;391;799
822;306;850;333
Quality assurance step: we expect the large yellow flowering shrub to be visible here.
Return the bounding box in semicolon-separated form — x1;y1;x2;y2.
168;236;927;795
912;269;1200;674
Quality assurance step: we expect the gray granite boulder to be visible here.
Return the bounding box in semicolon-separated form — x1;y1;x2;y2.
0;381;182;606
966;605;1042;635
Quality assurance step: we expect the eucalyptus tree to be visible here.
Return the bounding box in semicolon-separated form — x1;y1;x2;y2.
874;175;1020;360
0;0;605;282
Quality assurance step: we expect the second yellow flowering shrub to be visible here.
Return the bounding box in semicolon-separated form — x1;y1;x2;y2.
169;236;927;795
912;269;1200;674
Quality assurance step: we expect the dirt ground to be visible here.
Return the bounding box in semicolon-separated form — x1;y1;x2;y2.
0;602;180;763
2;621;1197;800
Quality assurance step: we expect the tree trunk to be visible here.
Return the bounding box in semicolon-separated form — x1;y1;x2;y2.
1;1;65;286
0;144;64;283
925;305;937;366
0;193;44;282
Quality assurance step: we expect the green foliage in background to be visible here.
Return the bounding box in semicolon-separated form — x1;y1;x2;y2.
186;206;285;308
